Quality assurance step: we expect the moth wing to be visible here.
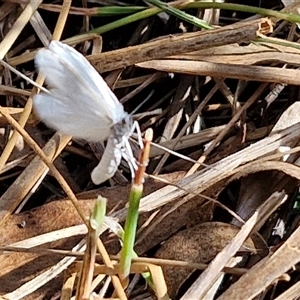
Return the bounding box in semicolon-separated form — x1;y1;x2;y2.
34;91;110;141
35;41;125;124
91;137;122;184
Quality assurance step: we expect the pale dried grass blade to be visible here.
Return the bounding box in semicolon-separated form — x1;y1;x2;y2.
137;59;300;85
171;43;300;65
6;224;88;249
147;263;169;300
61;271;77;300
20;3;52;45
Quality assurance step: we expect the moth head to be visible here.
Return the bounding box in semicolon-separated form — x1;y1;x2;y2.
112;113;134;140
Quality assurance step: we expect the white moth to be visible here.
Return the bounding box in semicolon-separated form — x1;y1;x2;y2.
33;41;137;184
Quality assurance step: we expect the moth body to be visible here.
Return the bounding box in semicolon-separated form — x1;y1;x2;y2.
34;41;137;184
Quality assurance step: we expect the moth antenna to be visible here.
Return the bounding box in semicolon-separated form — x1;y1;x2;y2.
130;134;213;169
131;89;155;115
0;59;49;94
150;140;214;169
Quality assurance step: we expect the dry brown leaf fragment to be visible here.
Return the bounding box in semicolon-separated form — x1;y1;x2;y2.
155;222;255;299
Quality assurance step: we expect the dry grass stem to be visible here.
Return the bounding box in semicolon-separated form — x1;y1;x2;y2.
90;18;272;72
138;60;300;85
1;2;300;299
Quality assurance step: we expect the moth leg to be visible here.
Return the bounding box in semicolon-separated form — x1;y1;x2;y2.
91;137;122;184
121;138;138;179
131;121;144;149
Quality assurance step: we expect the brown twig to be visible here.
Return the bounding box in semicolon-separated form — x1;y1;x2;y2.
89;18;273;72
137;60;300;85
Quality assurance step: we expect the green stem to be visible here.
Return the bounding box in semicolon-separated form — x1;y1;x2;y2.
95;6;146;16
184;2;300;24
85;2;300;35
146;0;212;29
256;36;300;51
119;184;143;278
89;7;160;34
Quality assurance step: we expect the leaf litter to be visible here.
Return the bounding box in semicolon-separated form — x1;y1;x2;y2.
1;0;300;299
